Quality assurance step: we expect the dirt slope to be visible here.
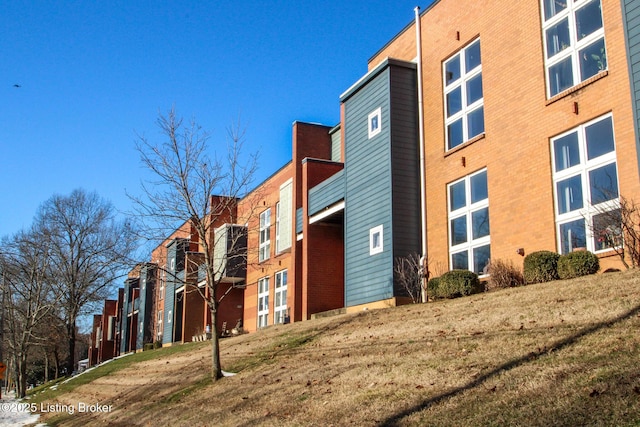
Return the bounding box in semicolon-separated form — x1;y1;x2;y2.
36;270;640;426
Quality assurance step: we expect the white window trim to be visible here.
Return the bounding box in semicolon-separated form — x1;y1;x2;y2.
368;107;382;139
274;270;288;325
447;169;490;275
369;225;384;255
275;202;281;254
551;113;619;254
259;208;271;262
443;38;484;151
541;0;607;98
257;276;270;328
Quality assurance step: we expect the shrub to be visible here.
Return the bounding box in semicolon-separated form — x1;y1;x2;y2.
427;276;441;300
557;250;599;279
487;259;525;290
523;250;560;284
143;343;154;351
433;270;483;299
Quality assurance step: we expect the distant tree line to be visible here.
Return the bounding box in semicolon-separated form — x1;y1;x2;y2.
0;189;136;397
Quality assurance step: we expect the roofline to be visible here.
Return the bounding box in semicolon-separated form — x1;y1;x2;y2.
339;58;417;102
367;2;441;65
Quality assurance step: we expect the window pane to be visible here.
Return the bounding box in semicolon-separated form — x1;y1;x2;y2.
445;56;460;86
545;18;571;58
465;40;481;72
589;163;618;204
467;106;485;139
553;132;580;171
472;207;490;239
466;74;483;106
448;119;464;149
557;175;584;214
473;245;491;275
451;216;468;246
575;0;603;41
586;116;614;159
470;170;488;203
579;38;606;81
549;56;574;96
450;180;466;211
452;250;469;270
559;219;586;254
593;209;622;251
446;87;462;117
544;0;567;21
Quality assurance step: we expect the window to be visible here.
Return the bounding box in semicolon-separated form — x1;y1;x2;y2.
542;0;606;98
448;169;490;275
159;268;165;300
275;202;281;254
257;277;269;328
274;270;288;325
157;310;163;339
443;39;484;150
551;114;619;254
369;225;384;255
259;208;271;262
368;107;382;139
167;309;172;324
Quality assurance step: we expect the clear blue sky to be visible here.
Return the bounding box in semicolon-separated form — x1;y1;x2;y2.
1;1;432;239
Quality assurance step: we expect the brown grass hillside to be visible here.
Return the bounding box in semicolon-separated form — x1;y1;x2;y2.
31;269;640;426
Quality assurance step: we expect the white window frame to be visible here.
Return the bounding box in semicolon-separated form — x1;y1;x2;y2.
369;225;384;255
368;107;382;139
157;310;163;339
551;114;619;254
159;267;165;300
447;169;491;275
443;38;484;151
257;277;270;328
259;208;271;262
275;202;281;254
541;0;607;98
274;270;288;325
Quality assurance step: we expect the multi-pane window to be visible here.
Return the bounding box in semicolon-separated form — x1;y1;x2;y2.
274;270;288;325
257;277;270;328
259;208;271;262
157;310;163;340
542;0;607;97
443;39;484;150
275;202;281;254
448;169;490;275
551;114;619;254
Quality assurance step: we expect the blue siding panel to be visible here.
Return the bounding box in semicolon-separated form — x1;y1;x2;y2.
622;0;640;175
308;169;345;216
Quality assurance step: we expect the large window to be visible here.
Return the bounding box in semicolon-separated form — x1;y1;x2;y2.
551;114;619;254
448;169;490;274
259;208;271;262
157;310;163;340
542;0;607;97
274;270;288;325
257;277;269;328
443;39;484;150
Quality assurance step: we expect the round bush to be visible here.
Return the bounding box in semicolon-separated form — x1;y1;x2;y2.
523;250;560;284
427;277;441;300
557;250;599;279
435;270;483;299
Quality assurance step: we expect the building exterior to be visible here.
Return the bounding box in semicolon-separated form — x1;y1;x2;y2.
90;0;640;346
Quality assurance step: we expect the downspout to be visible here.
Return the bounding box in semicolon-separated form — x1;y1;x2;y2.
414;6;428;302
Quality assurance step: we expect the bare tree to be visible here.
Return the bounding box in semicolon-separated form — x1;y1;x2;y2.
131;108;258;380
590;195;640;269
394;253;429;303
0;228;59;397
35;189;137;376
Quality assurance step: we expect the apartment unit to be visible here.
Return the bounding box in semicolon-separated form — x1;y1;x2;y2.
87;295;122;367
90;0;640;344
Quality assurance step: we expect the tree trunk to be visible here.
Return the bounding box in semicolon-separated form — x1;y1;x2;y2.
209;306;223;381
16;355;28;398
65;319;76;376
44;351;49;383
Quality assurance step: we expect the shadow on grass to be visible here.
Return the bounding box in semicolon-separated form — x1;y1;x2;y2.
379;303;640;427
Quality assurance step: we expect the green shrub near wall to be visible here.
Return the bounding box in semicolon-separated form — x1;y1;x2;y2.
523;251;560;284
557;250;600;279
430;270;483;299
